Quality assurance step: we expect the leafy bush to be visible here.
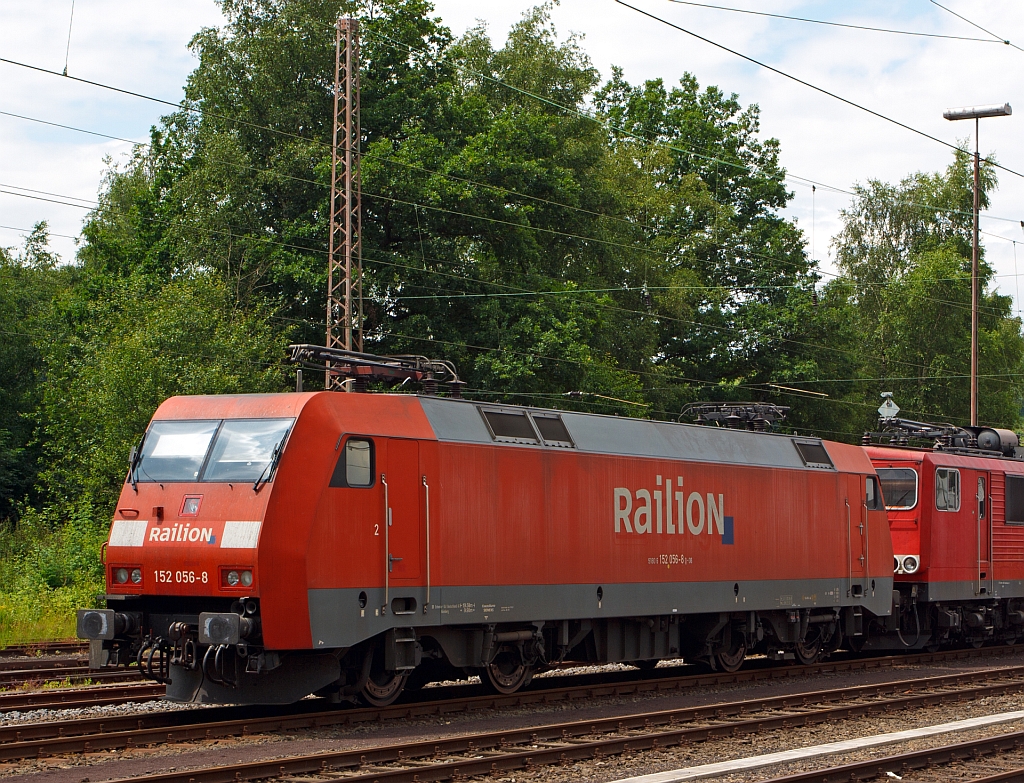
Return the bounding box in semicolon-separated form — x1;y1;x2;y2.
0;501;108;647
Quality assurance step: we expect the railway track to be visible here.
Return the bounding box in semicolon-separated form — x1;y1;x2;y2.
0;682;164;712
0;641;1020;714
51;662;1024;783
762;728;1024;782
0;665;140;687
0;655;88;673
0;642;85;658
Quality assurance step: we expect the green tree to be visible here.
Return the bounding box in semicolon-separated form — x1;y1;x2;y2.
0;224;63;519
826;150;1023;430
86;0;828;424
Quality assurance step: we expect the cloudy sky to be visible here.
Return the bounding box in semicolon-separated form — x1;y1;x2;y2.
1;0;1022;310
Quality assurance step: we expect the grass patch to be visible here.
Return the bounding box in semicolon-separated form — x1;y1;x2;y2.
0;502;107;648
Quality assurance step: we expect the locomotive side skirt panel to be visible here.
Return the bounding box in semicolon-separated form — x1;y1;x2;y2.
307;577;894;650
915;580;1024;602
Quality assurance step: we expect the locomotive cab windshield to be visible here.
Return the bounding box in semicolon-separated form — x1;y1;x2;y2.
876;467;918;510
132;418;293;485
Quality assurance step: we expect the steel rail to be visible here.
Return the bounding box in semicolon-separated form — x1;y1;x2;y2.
0;642;86;658
762;728;1024;782
0;666;140;687
0;683;164;712
88;668;1024;783
974;764;1024;783
0;656;87;673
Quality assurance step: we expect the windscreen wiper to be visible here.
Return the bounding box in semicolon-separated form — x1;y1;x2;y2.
127;433;146;493
253;440;285;492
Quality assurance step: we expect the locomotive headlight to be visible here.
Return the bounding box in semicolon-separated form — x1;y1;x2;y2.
114;568;129;584
240;570;253;587
130;568;142;584
894;556;901;573
902;555;920;574
226;570;240;586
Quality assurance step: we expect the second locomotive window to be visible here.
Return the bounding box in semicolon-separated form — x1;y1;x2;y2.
935;468;960;511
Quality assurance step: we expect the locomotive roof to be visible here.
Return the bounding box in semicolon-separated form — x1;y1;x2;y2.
152;392;870;474
867;444;1024;468
418;395;866;472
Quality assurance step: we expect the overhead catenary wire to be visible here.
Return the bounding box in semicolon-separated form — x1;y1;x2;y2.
365;28;1024;226
2;179;1016;327
2;35;1018;371
1;195;1005;432
7;168;1015;324
62;0;75;76
5;105;1022;256
2;32;1015;433
0;189;956;383
5;33;1018;230
0;224;79;242
613;0;1024;182
4;39;1022;251
666;0;1008;44
928;0;1022;52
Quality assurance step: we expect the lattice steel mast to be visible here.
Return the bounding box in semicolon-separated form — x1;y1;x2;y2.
326;17;363;389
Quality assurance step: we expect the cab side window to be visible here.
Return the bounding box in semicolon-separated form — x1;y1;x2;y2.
935;468;960;511
865;476;883;510
1007;475;1024;525
330;438;375;488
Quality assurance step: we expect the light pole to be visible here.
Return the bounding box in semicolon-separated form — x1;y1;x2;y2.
942;103;1012;427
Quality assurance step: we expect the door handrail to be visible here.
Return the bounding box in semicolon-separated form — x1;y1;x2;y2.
846;498;852;592
423;475;430;611
382;473;389;613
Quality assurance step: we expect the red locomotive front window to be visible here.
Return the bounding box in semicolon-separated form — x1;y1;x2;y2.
203;419;292;482
134;420;219;482
877;468;918;510
132;418;292;484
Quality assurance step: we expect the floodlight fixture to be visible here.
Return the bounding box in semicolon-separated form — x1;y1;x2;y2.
943;103;1012;121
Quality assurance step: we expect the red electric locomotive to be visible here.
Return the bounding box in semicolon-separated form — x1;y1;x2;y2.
77;347;894;705
863;406;1024;650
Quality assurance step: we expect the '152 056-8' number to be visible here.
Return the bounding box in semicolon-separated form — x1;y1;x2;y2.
154;570;208;584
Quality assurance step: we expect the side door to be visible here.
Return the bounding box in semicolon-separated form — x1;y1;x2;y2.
384;438;422;585
846;474;867;591
977;471;992;595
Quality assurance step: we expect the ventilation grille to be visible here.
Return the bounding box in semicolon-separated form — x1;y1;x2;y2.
481;410;538;442
794;440;834;469
478;408;575;447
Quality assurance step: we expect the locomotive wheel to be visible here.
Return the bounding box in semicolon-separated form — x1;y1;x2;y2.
714;641;746;673
361;670;408;707
794;638;821;665
630;660;659;671
483;651;533;694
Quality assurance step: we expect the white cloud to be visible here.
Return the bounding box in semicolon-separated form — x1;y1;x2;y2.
0;0;224;260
